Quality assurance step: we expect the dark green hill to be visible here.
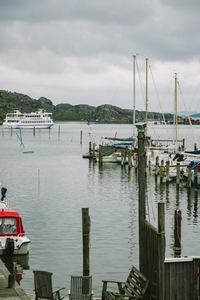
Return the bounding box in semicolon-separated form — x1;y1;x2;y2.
0;90;174;124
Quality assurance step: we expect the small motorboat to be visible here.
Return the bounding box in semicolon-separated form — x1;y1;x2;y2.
0;188;30;256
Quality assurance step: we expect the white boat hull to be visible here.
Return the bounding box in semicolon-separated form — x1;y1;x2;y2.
0;236;30;255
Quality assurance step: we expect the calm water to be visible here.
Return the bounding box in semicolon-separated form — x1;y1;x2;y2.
0;122;200;297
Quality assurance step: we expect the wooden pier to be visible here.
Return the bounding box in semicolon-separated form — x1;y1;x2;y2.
0;259;30;300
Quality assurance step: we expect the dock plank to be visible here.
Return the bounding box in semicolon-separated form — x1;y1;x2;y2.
0;259;30;300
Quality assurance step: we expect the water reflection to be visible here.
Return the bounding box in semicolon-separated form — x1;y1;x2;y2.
0;254;29;285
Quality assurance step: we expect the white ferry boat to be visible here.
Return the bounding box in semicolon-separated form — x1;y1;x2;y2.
3;109;54;129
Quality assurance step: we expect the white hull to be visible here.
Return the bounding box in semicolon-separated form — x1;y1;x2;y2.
0;235;30;255
3;109;54;129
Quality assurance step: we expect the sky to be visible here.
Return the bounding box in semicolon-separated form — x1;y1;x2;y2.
0;0;200;113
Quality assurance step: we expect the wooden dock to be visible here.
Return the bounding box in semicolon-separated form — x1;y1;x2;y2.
0;259;30;300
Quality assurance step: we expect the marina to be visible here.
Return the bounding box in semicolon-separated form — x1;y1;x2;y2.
1;122;200;298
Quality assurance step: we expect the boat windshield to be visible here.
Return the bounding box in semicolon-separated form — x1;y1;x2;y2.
0;218;17;234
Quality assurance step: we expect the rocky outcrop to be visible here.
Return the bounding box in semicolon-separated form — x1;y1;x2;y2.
0;90;173;123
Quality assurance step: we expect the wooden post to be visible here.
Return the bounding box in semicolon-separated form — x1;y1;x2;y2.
194;166;198;191
93;143;95;160
11;127;12;136
155;156;159;180
160;160;164;184
174;210;182;258
128;151;131;169
166;160;169;184
187;164;192;190
158;202;165;300
8;274;16;288
89;142;92;156
33;127;35;136
138;129;146;270
82;208;90;276
121;150;124;167
194;167;198;199
182;138;185;151
49;127;51;138
98;144;102;166
80;130;82;144
176;163;180;188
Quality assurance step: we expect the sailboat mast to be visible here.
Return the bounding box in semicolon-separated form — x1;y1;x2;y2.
133;55;136;136
146;58;148;136
175;73;177;142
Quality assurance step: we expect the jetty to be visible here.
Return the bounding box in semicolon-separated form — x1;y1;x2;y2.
0;258;30;300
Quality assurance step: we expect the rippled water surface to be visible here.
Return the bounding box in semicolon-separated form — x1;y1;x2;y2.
1;122;200;297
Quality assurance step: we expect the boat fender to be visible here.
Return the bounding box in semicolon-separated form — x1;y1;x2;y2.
5;238;14;255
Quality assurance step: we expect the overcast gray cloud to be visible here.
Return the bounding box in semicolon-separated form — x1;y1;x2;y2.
0;0;200;113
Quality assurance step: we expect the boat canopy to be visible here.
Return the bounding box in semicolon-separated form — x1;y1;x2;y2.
0;209;25;236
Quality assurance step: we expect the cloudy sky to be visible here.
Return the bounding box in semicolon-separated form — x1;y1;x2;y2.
0;0;200;113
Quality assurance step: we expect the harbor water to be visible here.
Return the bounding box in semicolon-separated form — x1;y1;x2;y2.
1;122;200;297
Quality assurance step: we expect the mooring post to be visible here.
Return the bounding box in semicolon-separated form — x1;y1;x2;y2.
11;127;12;136
194;166;198;190
187;164;192;190
176;163;180;188
121;150;124;167
155;156;159;179
33;127;35;136
82;208;90;276
182;138;185;151
89;142;92;156
160;160;164;184
128;151;131;169
166;160;169;184
137;125;146;270
174;209;182;258
93;143;95;160
98;144;102;166
158;202;165;300
80;130;82;144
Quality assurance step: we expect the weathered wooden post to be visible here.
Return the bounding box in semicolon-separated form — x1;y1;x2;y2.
80;130;82;144
121;150;124;168
182;138;185;151
166;160;169;184
128;151;131;169
176;163;180;188
174;209;182;258
82;208;90;276
194;166;198;199
158;201;165;300
49;127;51;138
11;127;12;136
155;156;159;180
137;122;146;270
93;143;95;160
89;142;92;156
33;127;35;136
160;160;164;184
98;144;102;166
187;164;192;190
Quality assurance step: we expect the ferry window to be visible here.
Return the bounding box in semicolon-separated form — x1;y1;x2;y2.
0;218;17;234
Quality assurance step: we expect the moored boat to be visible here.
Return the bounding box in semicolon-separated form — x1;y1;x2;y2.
0;188;30;256
3;109;54;129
